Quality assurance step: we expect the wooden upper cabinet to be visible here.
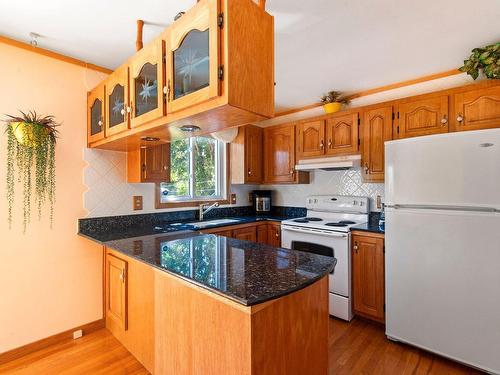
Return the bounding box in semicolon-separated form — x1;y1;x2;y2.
325;112;359;155
230;125;263;184
87;82;106;144
297;120;325;159
166;0;220;113
264;124;308;184
105;66;130;137
106;253;128;331
361;105;393;182
352;233;385;323
397;95;449;139
452;85;500;132
129;38;166;128
127;144;170;183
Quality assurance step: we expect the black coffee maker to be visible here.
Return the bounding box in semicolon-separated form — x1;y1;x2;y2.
253;190;272;214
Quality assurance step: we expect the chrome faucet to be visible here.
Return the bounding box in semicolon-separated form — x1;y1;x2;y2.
199;202;220;221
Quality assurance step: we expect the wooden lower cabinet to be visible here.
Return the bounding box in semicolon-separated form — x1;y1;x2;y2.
201;221;280;247
105;249;155;373
267;223;281;247
351;231;385;323
232;226;257;242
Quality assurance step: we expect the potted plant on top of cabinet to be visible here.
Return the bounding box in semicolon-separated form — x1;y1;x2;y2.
321;91;350;114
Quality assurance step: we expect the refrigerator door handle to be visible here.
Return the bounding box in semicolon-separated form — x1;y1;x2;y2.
385;204;499;213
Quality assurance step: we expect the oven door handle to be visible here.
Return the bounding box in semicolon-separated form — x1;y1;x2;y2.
282;226;348;238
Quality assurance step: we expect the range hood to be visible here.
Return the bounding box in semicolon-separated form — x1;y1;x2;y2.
295;155;361;171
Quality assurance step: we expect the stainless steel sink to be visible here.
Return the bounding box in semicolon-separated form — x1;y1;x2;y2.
187;218;241;228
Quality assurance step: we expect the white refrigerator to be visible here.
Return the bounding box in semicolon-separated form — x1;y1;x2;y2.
385;128;500;374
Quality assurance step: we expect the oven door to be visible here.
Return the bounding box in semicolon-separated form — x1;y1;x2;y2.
281;225;350;297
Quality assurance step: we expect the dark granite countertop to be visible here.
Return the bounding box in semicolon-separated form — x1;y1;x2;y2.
79;215;293;243
351;212;385;234
96;231;336;306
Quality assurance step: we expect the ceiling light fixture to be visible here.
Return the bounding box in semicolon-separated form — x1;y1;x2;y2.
179;125;201;133
140;136;160;142
29;32;40;47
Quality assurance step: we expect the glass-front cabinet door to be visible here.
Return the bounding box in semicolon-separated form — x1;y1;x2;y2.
166;0;220;113
87;82;106;144
105;66;130;136
130;38;166;128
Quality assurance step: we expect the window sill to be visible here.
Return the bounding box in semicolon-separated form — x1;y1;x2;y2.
155;186;229;209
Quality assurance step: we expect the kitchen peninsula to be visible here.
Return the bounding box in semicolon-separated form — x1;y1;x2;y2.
80;227;335;375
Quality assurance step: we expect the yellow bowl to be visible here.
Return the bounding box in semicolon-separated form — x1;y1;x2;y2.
323;102;342;114
10;122;48;147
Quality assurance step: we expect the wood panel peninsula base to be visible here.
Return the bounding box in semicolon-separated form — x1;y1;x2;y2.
103;240;331;375
155;271;328;375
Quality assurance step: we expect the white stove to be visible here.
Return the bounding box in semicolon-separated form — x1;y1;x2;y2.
281;195;370;321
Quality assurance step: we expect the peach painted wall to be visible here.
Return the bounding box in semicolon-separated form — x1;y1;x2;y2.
0;42;107;353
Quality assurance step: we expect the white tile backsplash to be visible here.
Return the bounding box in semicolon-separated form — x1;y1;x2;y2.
262;169;384;211
82;148;257;218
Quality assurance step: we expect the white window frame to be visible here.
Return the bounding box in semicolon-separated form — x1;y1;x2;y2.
160;137;227;203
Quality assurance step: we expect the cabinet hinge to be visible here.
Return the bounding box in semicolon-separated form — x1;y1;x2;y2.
218;13;224;28
397;112;400;119
357;117;361;126
358;138;360;146
142;164;146;172
218;65;224;80
397;126;400;134
392;112;395;120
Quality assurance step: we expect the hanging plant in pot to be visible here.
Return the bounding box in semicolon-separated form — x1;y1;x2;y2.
320;91;350;114
4;111;59;232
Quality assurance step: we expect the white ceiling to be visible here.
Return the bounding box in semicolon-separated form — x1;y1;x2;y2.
1;0;499;111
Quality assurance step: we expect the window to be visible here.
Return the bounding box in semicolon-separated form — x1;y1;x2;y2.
160;136;226;203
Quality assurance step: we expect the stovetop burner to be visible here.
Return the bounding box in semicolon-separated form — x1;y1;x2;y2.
325;223;349;227
339;220;356;224
293;217;324;223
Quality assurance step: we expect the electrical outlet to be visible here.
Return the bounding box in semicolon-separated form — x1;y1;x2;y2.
133;196;143;210
248;192;253;204
376;195;382;209
73;329;83;339
230;193;237;204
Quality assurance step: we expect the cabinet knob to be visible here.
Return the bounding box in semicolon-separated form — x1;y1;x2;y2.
290;168;294;174
364;163;369;174
328;139;332;148
119;269;125;282
275;232;279;238
320;140;324;149
163;165;168;171
163;86;168;95
353;242;359;253
457;114;464;123
441;115;448;125
98;120;103;127
120;108;126;116
127;106;132;114
248;169;252;176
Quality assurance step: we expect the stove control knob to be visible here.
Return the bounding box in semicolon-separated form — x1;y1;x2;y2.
360;201;364;206
353;200;358;205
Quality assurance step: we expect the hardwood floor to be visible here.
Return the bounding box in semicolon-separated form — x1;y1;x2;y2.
0;318;483;374
0;329;148;375
329;318;483;375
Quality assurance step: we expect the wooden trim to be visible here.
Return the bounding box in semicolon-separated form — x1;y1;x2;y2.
0;319;105;364
274;69;463;117
0;35;112;74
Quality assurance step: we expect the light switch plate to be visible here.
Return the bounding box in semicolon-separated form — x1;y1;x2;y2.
133;196;143;210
